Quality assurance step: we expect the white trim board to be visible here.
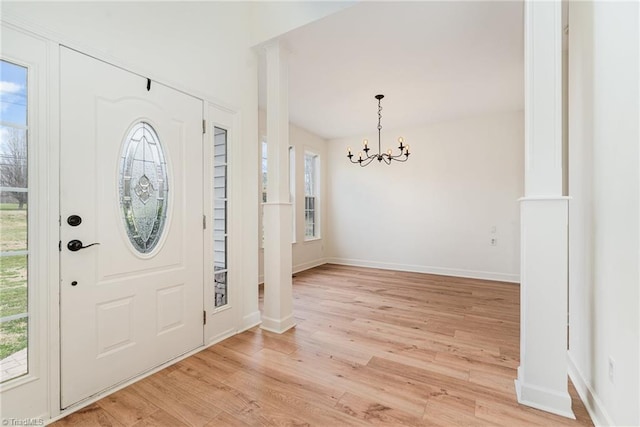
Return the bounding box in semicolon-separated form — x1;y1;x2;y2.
568;352;614;426
259;258;328;285
326;257;520;284
293;258;327;275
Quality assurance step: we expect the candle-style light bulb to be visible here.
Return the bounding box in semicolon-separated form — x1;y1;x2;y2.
387;148;392;156
347;146;352;154
405;144;410;153
363;139;368;147
358;152;363;160
398;137;404;144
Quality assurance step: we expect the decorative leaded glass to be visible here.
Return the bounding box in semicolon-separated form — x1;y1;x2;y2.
119;122;168;254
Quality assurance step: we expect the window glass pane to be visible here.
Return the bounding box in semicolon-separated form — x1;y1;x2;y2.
214;237;227;272
0;317;28;381
261;139;267;203
214;165;226;199
0;60;28;126
289;146;295;242
0;60;28;383
214;271;227;308
0;254;28;318
119;122;169;254
305;197;315;237
304;154;314;196
214;199;226;235
0;174;27;251
214;128;227;164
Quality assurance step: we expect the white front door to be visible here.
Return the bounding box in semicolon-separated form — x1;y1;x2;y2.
59;48;204;408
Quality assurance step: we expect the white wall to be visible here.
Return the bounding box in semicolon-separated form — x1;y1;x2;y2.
567;2;640;426
249;1;355;46
258;110;328;282
326;111;523;283
1;1;260;419
3;0;260;321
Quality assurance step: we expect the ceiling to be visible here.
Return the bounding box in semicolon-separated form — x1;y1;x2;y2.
258;1;524;140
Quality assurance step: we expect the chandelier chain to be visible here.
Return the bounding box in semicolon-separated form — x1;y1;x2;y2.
377;98;383;152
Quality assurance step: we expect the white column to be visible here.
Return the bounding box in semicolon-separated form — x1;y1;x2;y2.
261;41;295;334
515;0;574;418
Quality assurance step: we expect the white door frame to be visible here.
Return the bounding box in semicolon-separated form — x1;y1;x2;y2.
0;22;60;422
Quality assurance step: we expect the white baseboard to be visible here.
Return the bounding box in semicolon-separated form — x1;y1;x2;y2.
240;311;262;332
514;375;575;419
293;258;327;274
568;352;614;426
260;313;295;334
206;328;237;347
326;257;520;283
258;258;329;285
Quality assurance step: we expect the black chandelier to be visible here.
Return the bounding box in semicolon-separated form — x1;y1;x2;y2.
347;94;410;166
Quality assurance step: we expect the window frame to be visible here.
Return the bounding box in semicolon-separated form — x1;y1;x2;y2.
0;34;53;399
260;137;267;249
212;126;229;310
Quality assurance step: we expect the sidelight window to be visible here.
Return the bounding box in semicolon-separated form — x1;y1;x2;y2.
0;59;29;383
213;127;228;308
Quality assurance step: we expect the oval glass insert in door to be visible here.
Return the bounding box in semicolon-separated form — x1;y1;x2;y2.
119;121;168;254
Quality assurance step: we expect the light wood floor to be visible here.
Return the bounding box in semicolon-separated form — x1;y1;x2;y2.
54;264;593;426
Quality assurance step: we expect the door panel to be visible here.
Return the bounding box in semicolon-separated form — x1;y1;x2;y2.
60;48;204;408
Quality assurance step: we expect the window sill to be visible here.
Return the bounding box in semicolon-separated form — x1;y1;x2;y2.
260;242;297;249
303;237;322;243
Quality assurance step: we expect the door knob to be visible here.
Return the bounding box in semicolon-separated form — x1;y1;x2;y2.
67;215;82;226
67;239;100;252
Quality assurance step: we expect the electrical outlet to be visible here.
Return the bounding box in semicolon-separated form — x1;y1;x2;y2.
608;357;615;383
490;237;497;246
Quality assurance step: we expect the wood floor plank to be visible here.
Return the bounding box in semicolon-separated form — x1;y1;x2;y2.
53;264;594;427
53;405;125;427
96;387;159;426
129;373;222;427
130;408;188;427
335;392;427;426
222;370;369;426
203;411;251;427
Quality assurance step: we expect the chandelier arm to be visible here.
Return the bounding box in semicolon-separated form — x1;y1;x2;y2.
360;156;377;167
349;152;377;164
390;152;409;161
